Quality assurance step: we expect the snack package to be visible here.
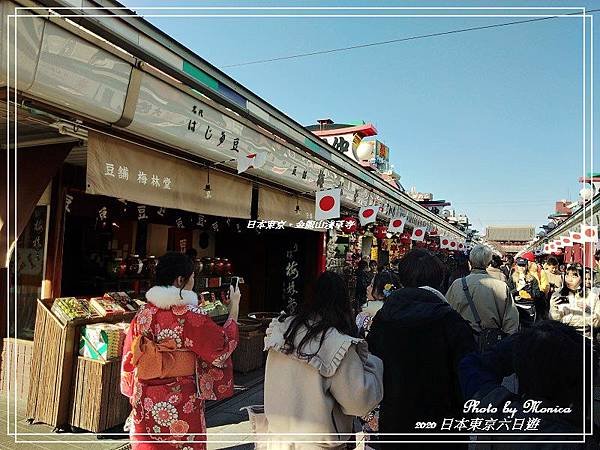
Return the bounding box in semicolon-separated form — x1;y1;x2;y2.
89;297;126;316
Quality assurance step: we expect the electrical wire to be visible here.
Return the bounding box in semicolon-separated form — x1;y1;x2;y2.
224;8;599;68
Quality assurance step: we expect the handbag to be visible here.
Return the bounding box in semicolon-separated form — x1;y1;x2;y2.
462;277;507;352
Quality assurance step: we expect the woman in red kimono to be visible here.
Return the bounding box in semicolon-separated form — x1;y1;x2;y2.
121;252;240;449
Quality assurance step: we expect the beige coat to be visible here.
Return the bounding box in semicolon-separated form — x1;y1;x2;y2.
486;266;508;283
263;317;383;449
446;269;519;335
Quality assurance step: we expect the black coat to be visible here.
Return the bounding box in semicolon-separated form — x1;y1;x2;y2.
367;287;476;446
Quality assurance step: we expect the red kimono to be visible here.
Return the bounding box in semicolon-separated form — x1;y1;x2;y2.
121;288;238;450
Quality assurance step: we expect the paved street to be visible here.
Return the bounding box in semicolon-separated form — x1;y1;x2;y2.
0;380;262;449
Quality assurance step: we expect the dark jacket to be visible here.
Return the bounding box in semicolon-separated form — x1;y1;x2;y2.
367;287;476;446
459;335;596;449
355;269;372;305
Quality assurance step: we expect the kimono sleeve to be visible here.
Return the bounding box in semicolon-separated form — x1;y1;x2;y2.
184;314;239;368
120;319;136;398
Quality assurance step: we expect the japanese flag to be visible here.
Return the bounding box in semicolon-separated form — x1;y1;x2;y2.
315;188;341;221
411;227;426;242
560;236;573;247
440;236;450;249
581;225;599;242
359;205;378;226
448;239;458;250
388;216;407;233
554;240;563;249
549;243;557;252
457;242;466;251
237;151;267;174
543;244;550;254
569;231;584;243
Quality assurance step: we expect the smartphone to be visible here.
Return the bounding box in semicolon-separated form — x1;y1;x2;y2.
230;276;239;291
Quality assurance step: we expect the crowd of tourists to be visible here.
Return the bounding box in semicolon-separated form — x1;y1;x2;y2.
119;247;600;449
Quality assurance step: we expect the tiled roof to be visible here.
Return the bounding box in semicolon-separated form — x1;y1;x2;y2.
485;227;535;242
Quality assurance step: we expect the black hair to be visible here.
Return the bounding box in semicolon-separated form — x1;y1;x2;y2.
547;256;559;267
595;249;600;261
505;255;515;265
357;260;369;272
185;248;198;260
490;254;503;269
155;252;195;299
369;260;378;269
559;263;584;296
398;249;446;291
371;270;401;298
514;320;588;418
280;271;356;359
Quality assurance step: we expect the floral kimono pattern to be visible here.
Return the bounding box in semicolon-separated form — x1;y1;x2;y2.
121;301;238;450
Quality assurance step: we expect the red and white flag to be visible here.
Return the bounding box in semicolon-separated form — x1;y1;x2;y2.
569;231;584;243
237;152;267;174
448;239;458;250
543;244;550;254
411;227;426;242
440;236;450;249
359;205;378;226
581;225;599;242
457;242;466;251
388;216;407;233
560;236;573;247
553;240;564;249
314;188;341;221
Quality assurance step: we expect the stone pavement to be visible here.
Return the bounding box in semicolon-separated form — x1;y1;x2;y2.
0;370;264;450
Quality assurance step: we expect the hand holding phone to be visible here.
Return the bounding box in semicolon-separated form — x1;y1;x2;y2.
229;278;241;307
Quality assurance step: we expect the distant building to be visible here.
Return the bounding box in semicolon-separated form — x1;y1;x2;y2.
485;226;536;254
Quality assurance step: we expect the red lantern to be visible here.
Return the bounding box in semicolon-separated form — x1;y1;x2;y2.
373;225;388;240
400;232;412;245
340;216;358;234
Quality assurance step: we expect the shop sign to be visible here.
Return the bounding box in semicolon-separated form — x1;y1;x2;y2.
283;242;301;313
87;131;253;219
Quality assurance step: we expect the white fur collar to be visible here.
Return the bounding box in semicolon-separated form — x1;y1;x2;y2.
145;286;198;310
419;286;448;303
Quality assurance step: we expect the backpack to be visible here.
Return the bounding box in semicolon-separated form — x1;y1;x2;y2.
461;277;507;352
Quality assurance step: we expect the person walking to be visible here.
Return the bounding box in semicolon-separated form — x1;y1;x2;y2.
500;255;514;281
367;249;476;448
543;256;563;297
121;252;240;449
355;270;401;337
354;260;372;317
487;254;508;283
447;245;519;338
509;255;548;321
263;271;383;449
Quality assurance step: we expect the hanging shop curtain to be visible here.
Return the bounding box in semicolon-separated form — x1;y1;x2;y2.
0;143;74;268
87;131;252;219
257;185;315;227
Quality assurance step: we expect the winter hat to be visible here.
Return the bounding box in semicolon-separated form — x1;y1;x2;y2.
521;252;535;263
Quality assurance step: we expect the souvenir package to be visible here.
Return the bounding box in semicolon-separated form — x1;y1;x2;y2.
208;277;221;288
79;323;125;361
51;297;93;324
104;292;139;312
89;297;126;316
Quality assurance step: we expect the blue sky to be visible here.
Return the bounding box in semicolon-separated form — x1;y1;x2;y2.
122;1;598;233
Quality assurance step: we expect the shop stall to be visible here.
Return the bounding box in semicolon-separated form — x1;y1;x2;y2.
1;0;467;433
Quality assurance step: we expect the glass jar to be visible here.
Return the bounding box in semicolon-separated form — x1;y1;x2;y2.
127;254;144;277
214;258;225;275
144;256;158;279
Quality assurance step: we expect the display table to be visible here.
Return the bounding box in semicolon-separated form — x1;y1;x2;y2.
26;299;134;430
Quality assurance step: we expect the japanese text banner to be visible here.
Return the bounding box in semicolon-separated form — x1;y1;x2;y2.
87;131;252;219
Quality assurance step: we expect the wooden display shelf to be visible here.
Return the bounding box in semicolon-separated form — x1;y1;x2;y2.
70;357;130;432
0;338;33;399
26;299;135;429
